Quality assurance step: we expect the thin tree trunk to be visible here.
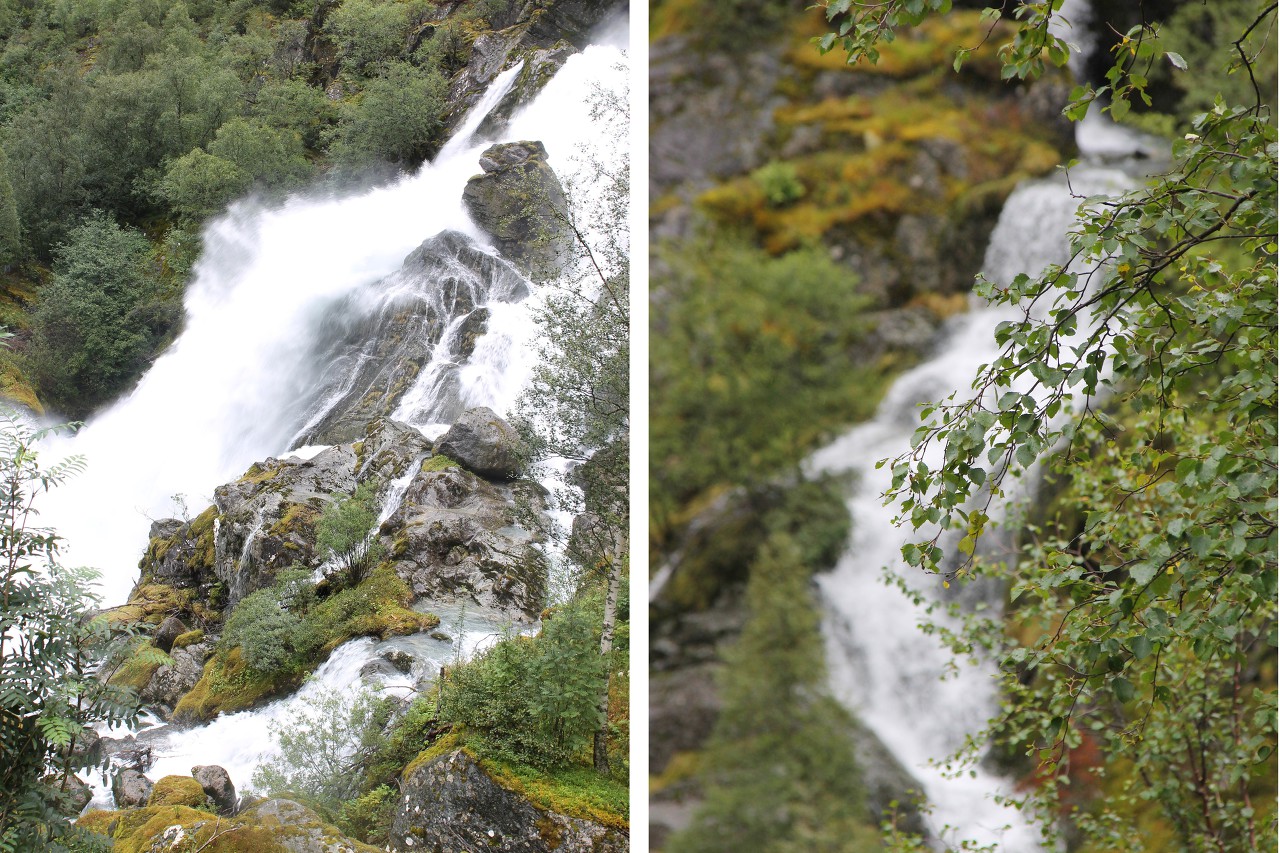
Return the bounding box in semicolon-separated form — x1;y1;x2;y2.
593;531;624;775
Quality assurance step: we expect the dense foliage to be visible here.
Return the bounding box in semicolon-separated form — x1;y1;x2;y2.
0;418;139;851
0;0;503;416
820;1;1278;849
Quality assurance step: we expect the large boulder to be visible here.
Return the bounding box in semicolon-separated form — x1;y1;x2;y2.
192;765;237;816
390;749;627;853
242;799;382;853
111;768;153;809
382;464;547;619
462;141;572;279
434;406;526;481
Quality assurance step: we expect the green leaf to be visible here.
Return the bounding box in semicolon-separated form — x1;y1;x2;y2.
1165;51;1187;71
1112;677;1136;703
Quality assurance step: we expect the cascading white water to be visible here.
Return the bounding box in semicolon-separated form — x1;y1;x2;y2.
56;26;627;809
810;114;1157;848
38;40;627;608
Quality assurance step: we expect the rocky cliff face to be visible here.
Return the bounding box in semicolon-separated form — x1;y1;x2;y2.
391;748;627;853
292;230;531;447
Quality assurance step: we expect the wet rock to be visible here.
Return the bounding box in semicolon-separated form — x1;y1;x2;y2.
462;141;572;279
354;418;433;484
475;42;575;139
102;735;154;772
383;465;547;619
213;445;358;607
454;307;490;360
111;767;153;809
192;764;238;816
382;649;415;674
153;615;187;654
295;232;528;445
434;406;527;481
391;749;626;853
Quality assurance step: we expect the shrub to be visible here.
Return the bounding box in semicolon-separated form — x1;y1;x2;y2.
441;597;604;767
220;589;303;676
315;480;383;585
751;160;805;207
330;62;447;170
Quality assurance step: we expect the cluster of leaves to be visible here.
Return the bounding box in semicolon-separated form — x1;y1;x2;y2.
822;2;1280;850
25;213;178;419
0;417;139;851
439;590;611;768
316;480;383;585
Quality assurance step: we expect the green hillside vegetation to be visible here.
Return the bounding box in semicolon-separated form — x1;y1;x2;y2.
0;0;507;417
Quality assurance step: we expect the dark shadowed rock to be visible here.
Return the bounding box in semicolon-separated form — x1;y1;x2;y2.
192;764;238;816
462;141;571;279
111;768;153;809
153;615;187;654
391;749;626;853
434;406;526;481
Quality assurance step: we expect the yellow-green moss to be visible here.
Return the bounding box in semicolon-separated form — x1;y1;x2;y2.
402;732;627;831
173;628;205;649
239;461;282;485
420;454;460;473
173;647;302;724
148;775;209;808
269;503;320;538
76;803;352;853
108;641;172;692
102;583;193;628
650;749;704;795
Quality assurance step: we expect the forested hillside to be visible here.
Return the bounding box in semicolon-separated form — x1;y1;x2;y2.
0;0;548;418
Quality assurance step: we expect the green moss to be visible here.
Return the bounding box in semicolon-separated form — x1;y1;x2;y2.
108;641;172;692
175;566;438;723
269;502;320;538
173;628;205;649
240;461;282;484
147;775;209;808
75;802;363;853
102;583;193;628
173;646;304;724
420;454;460;473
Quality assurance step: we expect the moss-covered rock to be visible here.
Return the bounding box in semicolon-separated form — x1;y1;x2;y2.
147;775;209;809
393;742;627;853
77;798;381;853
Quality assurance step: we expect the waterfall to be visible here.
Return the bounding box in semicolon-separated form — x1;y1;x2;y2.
810;120;1159;846
38;41;628;608
69;33;627;810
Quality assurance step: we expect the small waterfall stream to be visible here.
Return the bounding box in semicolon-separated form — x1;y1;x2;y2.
810;117;1160;847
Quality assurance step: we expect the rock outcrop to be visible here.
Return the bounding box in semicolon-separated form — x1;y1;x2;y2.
462;141;572;279
212;445;357;607
294;230;530;446
383;462;547;619
391;749;627;853
434;406;527;481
